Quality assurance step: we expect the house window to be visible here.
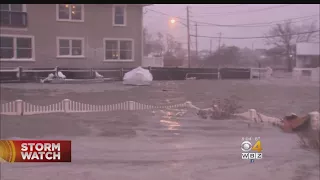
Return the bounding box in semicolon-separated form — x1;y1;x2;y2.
0;4;27;28
0;35;34;61
57;37;84;57
113;5;126;26
57;4;83;21
104;39;133;61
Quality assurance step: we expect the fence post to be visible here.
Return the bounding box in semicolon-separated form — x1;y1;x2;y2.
90;68;93;78
63;99;71;113
129;101;134;111
18;66;22;81
55;66;59;76
249;109;257;121
309;111;320;130
15;99;23;115
120;68;124;79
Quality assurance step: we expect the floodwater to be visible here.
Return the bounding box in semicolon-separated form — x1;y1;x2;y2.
1;110;319;180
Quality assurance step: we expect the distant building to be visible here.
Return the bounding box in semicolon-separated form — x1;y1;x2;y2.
296;43;320;68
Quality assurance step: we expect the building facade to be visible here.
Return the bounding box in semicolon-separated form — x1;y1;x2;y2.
295;43;320;68
0;4;148;69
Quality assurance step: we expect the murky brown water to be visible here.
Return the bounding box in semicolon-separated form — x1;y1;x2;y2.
1;79;319;180
1;110;319;180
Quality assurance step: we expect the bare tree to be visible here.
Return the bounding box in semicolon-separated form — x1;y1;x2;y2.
264;20;318;71
165;33;182;55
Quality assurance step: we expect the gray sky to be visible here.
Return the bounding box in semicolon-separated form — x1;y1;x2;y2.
144;4;320;51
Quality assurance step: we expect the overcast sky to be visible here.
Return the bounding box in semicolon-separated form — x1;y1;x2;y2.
144;4;320;51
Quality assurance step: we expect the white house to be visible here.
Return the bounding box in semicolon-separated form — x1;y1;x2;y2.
295;43;320;68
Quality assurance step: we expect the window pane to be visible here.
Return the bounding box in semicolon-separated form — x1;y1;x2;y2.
72;48;82;56
71;40;82;48
114;16;124;25
59;48;69;55
71;5;82;20
115;6;124;14
59;39;70;48
17;38;31;48
59;11;69;19
59;4;70;10
105;40;118;50
59;4;69;19
17;49;32;58
114;6;124;25
105;50;118;59
120;41;132;50
71;11;81;20
10;4;23;12
120;50;132;60
0;4;9;11
105;40;118;59
11;12;24;26
0;11;10;25
0;37;14;47
0;48;14;58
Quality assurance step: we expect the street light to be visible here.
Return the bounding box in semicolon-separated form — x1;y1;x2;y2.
170;18;187;27
170;18;176;24
169;18;190;68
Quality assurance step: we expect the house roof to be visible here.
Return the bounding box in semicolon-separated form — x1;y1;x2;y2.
296;43;320;56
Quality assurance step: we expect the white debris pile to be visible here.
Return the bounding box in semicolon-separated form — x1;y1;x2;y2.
40;73;55;83
123;66;153;86
57;71;66;79
95;71;104;79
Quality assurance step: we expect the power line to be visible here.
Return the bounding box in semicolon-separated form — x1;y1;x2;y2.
190;4;247;9
194;4;293;17
145;8;318;28
197;14;319;27
190;30;320;39
197;16;319;28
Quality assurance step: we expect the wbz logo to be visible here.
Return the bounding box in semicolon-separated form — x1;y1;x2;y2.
241;140;263;160
242;152;263;160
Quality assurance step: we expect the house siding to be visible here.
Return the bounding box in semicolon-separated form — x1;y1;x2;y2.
0;4;143;68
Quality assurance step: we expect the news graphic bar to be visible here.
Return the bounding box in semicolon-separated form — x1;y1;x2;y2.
0;140;71;163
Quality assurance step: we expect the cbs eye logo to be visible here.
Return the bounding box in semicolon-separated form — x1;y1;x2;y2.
241;140;262;152
241;141;252;152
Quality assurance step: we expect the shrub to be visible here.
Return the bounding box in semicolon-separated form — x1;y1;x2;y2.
197;96;242;120
297;129;320;153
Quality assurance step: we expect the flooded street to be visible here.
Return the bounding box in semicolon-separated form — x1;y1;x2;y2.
1;111;319;180
1;80;319;180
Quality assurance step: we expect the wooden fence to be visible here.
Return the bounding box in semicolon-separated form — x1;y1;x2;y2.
0;66;272;82
0;99;188;116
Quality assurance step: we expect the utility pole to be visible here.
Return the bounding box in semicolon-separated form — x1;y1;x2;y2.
218;32;222;50
195;22;198;58
210;39;212;55
186;6;191;68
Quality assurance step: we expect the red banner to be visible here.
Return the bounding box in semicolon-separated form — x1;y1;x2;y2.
0;140;71;163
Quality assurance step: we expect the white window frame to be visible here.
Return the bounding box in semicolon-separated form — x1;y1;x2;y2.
112;5;127;27
56;37;85;58
0;4;28;30
0;34;35;62
0;4;27;12
56;4;84;22
103;38;134;62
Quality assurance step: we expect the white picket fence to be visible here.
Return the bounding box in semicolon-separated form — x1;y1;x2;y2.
1;99;319;130
0;99;188;116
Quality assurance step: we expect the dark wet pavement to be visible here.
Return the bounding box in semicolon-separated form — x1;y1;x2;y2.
1;110;319;180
